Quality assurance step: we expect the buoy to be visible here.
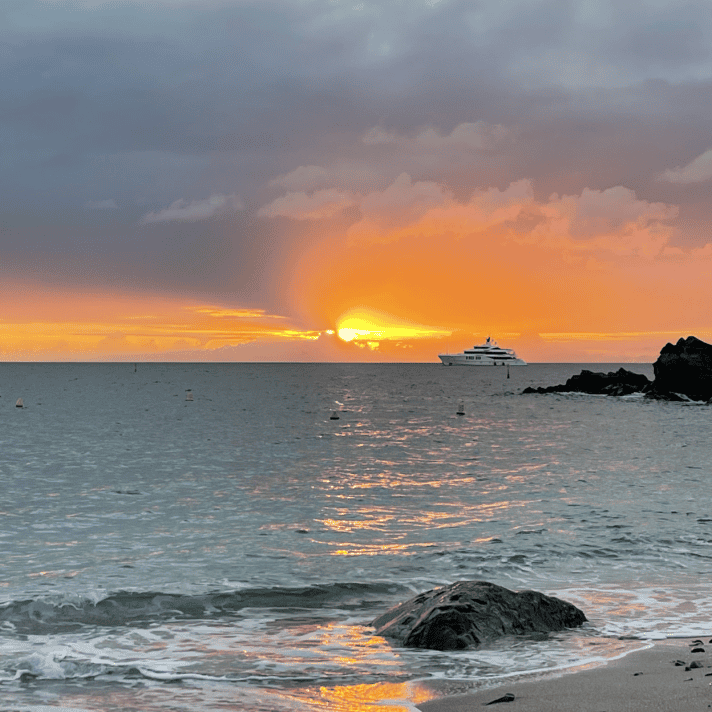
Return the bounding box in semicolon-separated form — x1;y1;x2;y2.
185;390;193;401
456;402;465;416
15;398;23;408
330;410;340;420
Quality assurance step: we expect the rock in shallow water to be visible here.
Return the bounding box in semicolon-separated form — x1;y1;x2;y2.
371;581;587;651
522;367;650;396
651;335;712;401
522;336;712;402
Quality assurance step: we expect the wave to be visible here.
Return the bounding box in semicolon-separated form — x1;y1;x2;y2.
0;651;249;685
0;582;405;634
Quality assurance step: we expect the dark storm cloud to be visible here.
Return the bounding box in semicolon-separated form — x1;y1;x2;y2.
6;1;712;163
3;0;712;303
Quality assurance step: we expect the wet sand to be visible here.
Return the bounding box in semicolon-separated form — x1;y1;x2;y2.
417;638;712;712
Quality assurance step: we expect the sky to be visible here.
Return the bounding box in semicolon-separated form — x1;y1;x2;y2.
3;0;712;362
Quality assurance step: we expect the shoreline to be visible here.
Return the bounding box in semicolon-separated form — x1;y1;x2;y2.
416;637;712;712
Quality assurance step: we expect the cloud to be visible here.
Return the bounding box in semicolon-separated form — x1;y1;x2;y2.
337;173;679;258
262;167;680;260
658;149;712;184
346;172;450;239
342;176;532;244
533;186;679;257
192;306;286;319
260;120;520;209
84;198;117;210
8;0;712;364
363;121;514;151
97;331;130;349
257;188;357;220
362;127;397;145
269;165;331;191
140;194;244;224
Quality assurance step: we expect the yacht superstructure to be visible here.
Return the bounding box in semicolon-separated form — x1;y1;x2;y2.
438;337;527;366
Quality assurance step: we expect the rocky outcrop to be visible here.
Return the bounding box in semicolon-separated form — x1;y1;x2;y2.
371;581;587;651
650;336;712;401
522;367;651;396
521;336;712;402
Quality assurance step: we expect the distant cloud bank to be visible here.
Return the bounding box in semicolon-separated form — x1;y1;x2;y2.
659;149;712;184
140;194;244;224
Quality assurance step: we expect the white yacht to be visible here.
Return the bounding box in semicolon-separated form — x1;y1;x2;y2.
439;337;527;366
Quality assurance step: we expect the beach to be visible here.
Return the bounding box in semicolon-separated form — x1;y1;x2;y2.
418;638;712;712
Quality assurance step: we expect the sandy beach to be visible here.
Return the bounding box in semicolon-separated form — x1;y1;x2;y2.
417;638;712;712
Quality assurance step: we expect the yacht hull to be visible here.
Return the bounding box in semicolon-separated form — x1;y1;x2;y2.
438;354;527;366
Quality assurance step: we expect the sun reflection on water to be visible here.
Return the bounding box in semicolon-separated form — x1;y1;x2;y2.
316;680;438;711
280;680;439;712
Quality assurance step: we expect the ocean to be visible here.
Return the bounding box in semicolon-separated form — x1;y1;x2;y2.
1;362;711;712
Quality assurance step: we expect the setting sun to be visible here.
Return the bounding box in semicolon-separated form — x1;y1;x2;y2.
336;308;451;347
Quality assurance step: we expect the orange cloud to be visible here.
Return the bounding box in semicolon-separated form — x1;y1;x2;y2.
7;168;711;363
0;281;322;361
277;173;712;361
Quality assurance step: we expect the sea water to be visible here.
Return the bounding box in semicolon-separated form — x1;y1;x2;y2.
1;362;711;711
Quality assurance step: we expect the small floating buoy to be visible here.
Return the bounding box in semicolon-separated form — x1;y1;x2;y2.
185;390;193;401
456;402;465;416
330;410;340;420
15;398;23;408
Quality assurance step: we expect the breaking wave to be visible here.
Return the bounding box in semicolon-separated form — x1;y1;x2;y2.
0;582;405;634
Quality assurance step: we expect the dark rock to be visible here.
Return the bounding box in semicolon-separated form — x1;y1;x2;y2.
651;336;712;401
522;368;651;396
522;336;712;402
371;580;587;651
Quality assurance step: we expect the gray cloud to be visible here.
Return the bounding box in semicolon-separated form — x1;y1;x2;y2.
140;194;244;223
4;0;712;307
658;149;712;184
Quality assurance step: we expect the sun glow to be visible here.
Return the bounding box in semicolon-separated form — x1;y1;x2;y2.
336;308;450;346
338;328;372;342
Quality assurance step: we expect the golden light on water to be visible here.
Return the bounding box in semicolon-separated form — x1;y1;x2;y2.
315;681;439;712
332;543;412;557
58;679;439;712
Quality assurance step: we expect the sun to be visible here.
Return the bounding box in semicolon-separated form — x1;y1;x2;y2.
338;327;372;342
335;307;450;346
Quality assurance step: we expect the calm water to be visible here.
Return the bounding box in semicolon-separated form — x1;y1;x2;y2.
1;362;711;711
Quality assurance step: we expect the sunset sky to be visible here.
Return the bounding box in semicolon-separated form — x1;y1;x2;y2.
3;0;712;361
